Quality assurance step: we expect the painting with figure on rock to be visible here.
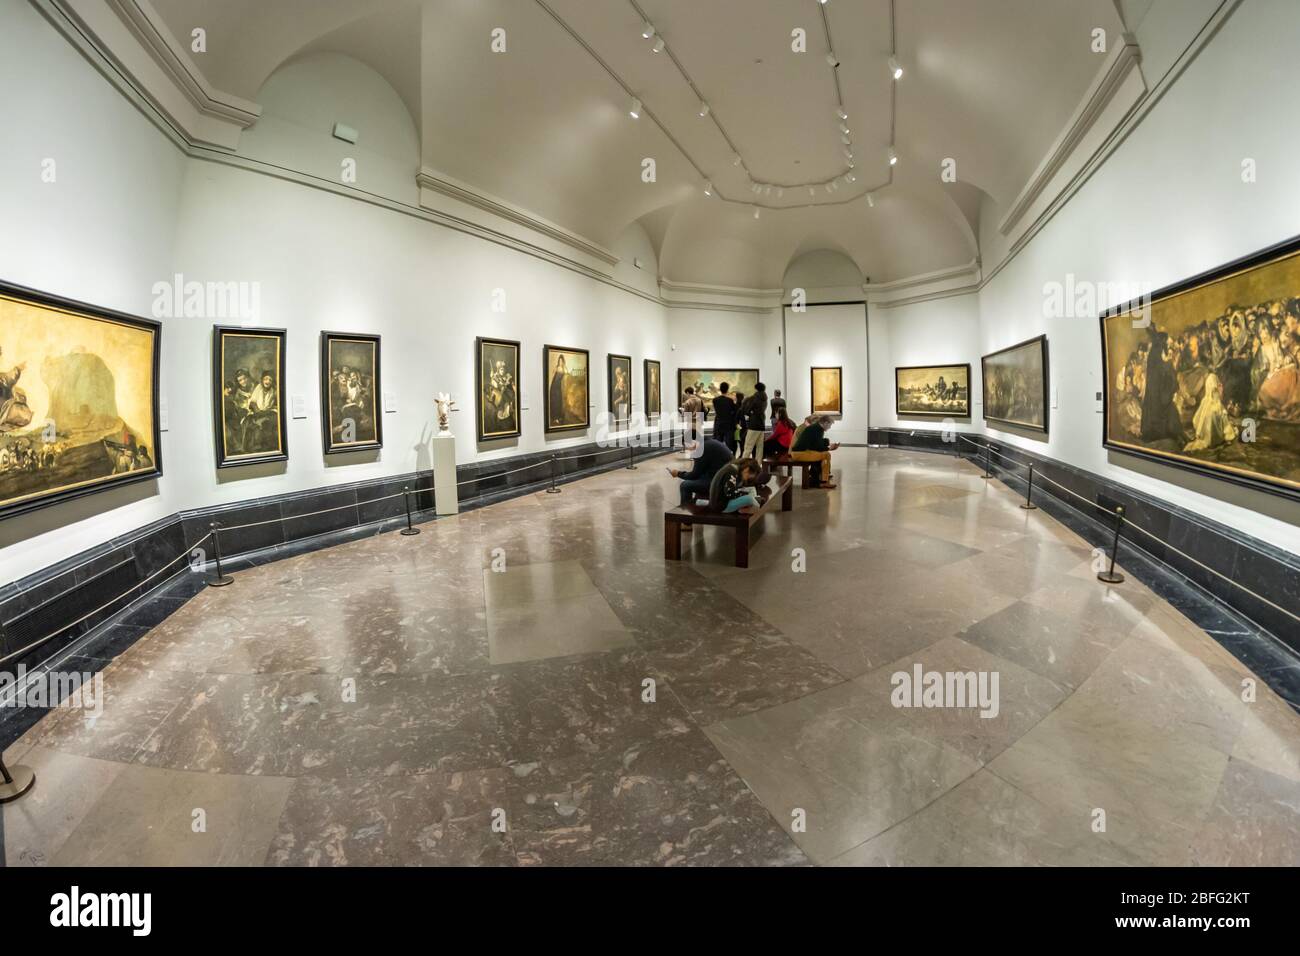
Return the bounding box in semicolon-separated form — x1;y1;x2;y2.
1102;235;1300;499
0;282;161;519
544;344;589;433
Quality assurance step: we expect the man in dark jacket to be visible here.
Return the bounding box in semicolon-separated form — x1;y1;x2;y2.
769;389;787;420
790;414;838;488
711;382;738;452
738;382;768;460
668;437;733;507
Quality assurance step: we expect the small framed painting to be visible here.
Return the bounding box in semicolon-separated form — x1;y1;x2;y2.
213;326;289;468
476;336;521;442
608;353;632;426
811;366;843;416
644;359;662;419
320;332;382;454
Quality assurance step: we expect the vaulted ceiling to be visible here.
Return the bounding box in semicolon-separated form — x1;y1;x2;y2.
148;0;1128;287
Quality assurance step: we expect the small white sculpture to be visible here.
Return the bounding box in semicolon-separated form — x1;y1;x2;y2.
435;392;458;434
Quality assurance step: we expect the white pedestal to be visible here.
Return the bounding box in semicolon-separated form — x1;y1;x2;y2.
433;432;458;515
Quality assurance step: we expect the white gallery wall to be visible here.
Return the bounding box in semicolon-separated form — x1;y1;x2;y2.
783;304;870;444
975;0;1300;551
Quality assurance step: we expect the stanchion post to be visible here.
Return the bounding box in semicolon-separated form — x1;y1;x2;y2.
625;440;636;470
0;755;36;804
207;522;234;587
401;486;421;536
1020;462;1038;511
546;455;562;494
1097;506;1126;584
981;442;994;479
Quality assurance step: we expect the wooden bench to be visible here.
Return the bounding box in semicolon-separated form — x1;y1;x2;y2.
764;454;817;489
664;476;793;568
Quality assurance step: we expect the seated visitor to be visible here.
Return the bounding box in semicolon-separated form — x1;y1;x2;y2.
708;457;765;515
789;414;839;489
763;407;796;458
667;436;732;507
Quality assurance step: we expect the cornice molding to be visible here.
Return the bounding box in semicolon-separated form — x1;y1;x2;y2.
997;34;1143;237
416;167;620;268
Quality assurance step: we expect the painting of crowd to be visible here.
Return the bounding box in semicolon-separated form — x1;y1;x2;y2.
1103;242;1300;495
895;364;971;417
982;337;1048;432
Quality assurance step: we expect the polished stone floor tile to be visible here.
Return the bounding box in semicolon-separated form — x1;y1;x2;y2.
52;763;293;866
508;726;806;866
267;769;516;866
4;447;1294;867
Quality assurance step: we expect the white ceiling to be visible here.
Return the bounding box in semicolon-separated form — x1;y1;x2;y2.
150;0;1126;287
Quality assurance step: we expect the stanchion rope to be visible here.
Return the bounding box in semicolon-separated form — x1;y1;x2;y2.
957;435;1299;624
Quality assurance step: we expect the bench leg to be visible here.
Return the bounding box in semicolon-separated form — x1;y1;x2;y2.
665;516;682;561
782;481;793;511
801;467;812;489
734;525;750;568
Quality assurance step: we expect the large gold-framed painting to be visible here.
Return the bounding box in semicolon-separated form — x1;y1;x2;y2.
213;326;288;468
544;344;590;433
0;282;161;519
644;359;661;419
811;366;843;416
982;336;1049;433
1101;235;1300;500
676;368;759;408
476;336;521;443
895;364;971;418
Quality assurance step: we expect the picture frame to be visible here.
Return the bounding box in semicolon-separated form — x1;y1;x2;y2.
982;335;1049;433
0;280;162;520
607;353;632;426
1100;233;1300;501
894;363;972;418
675;368;760;409
319;331;383;455
475;336;522;443
811;366;843;417
543;344;590;434
213;326;289;468
644;358;662;419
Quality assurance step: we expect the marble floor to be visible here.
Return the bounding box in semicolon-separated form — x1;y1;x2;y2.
3;448;1299;866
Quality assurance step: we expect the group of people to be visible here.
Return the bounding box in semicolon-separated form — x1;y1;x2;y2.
326;362;377;442
0;437;65;473
221;368;281;455
672;379;841;511
1115;297;1300;451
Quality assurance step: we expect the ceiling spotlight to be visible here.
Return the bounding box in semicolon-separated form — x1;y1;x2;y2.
753;207;761;219
733;153;743;166
776;187;784;198
866;192;875;208
808;186;816;197
763;185;772;195
889;147;898;166
839;122;850;135
641;21;655;39
628;97;641;119
698;100;710;117
847;160;856;169
841;133;852;145
846;172;857;183
889;56;904;80
837;108;848;121
652;37;665;54
703;180;713;196
825;52;839;68
843;147;854;160
825;184;833;194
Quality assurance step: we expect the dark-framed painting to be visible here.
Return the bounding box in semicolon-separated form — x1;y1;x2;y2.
895;363;971;418
320;332;382;454
543;344;590;433
213;326;288;468
811;366;843;416
607;353;632;426
982;335;1049;433
644;358;662;419
476;336;521;442
1101;233;1300;500
676;368;759;408
0;281;162;520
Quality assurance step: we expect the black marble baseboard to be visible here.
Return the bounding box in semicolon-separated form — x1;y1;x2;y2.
870;426;1300;691
0;433;682;694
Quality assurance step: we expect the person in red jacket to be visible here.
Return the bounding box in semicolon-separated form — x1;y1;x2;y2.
763;407;796;459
